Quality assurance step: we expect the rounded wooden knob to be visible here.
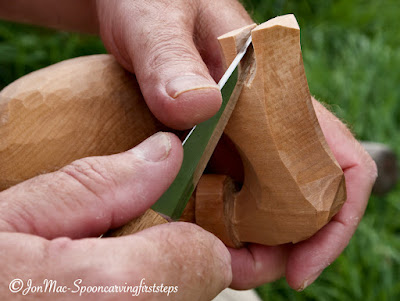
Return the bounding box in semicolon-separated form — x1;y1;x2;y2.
195;175;242;248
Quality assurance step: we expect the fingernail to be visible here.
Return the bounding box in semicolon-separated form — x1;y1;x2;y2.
166;75;219;99
131;132;171;162
296;271;322;292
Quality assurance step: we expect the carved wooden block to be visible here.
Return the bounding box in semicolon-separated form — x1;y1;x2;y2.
194;15;346;247
0;15;346;247
0;55;162;190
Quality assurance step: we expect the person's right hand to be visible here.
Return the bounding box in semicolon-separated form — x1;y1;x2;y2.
0;133;232;300
96;0;253;129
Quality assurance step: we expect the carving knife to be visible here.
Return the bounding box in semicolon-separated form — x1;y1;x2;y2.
107;35;253;236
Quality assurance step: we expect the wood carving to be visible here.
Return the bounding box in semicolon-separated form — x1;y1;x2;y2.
195;14;346;246
0;14;346;247
0;55;163;190
107;209;168;237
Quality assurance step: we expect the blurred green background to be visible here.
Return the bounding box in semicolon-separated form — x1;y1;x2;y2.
0;0;399;300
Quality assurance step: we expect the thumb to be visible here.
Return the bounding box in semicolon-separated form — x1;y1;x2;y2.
97;0;222;130
0;132;183;239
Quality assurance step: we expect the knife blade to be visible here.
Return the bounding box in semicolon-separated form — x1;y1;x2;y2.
153;35;253;220
106;35;253;236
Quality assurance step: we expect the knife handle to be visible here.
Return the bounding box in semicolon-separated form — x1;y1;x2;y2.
105;209;168;237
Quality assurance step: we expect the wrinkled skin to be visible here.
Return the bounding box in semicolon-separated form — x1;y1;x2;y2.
0;133;231;300
0;0;377;299
96;0;253;130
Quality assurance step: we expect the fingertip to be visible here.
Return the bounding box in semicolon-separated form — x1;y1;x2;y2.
174;222;233;287
133;222;232;295
210;231;233;288
284;220;347;292
146;82;222;130
165;75;220;99
164;132;184;165
228;244;289;290
131;132;183;167
289;271;322;292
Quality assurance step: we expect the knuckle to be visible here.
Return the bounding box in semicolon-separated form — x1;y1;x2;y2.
45;238;97;276
46;237;73;259
59;157;116;201
144;31;203;77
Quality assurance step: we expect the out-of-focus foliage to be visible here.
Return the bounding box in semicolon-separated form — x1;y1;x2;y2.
0;21;105;88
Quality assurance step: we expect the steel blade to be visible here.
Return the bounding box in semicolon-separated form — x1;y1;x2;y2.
152;36;253;220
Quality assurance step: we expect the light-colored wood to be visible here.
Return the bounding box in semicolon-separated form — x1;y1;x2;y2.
0;14;346;246
179;196;196;223
107;29;255;236
0;55;163;191
195;14;346;246
196;175;243;248
106;209;168;237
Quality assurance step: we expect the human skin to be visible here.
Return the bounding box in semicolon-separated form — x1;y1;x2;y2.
0;0;377;297
0;133;232;300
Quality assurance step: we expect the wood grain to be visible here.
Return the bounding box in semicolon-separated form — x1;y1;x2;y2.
195;14;346;246
0;14;347;246
105;209;168;237
0;55;164;190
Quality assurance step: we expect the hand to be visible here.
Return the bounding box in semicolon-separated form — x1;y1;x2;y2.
0;0;377;293
0;133;232;300
96;0;253;129
0;0;251;130
95;2;377;291
227;98;377;291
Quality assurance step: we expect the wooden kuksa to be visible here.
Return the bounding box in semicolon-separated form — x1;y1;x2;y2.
0;15;346;247
195;15;346;247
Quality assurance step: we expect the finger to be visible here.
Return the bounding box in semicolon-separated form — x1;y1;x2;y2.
0;132;183;239
194;0;254;79
97;0;252;129
0;223;231;300
97;0;220;129
228;244;290;290
285;99;377;291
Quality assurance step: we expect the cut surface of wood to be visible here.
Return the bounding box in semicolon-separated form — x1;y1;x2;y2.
0;14;346;247
195;14;346;246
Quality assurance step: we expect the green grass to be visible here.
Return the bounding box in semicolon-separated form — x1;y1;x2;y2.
0;1;399;300
0;21;105;89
